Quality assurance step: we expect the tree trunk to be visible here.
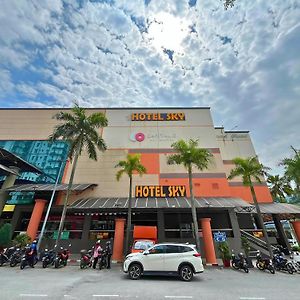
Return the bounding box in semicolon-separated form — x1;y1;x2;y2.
249;178;273;258
55;149;80;248
125;175;132;255
188;166;201;251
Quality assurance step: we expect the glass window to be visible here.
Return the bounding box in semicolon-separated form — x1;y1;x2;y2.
165;245;181;253
133;240;155;251
149;245;166;254
180;246;194;253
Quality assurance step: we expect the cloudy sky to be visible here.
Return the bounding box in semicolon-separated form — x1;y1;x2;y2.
0;0;299;174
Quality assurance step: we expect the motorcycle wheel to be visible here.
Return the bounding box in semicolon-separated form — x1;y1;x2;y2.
0;259;3;267
20;261;26;270
54;259;59;268
63;260;67;266
287;263;294;274
34;257;38;265
10;259;17;267
244;267;249;273
256;262;264;271
268;265;275;274
232;261;239;270
42;261;47;268
80;261;85;269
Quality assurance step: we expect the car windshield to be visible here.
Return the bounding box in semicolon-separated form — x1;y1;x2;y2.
133;240;155;250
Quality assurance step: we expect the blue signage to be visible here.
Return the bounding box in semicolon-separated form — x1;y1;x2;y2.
213;231;227;242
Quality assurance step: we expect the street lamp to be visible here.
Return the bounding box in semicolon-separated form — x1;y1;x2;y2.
37;160;66;251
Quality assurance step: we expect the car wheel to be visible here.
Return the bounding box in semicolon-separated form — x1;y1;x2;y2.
128;263;142;280
180;265;193;282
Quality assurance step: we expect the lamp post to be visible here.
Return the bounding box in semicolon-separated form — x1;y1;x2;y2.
37;161;66;251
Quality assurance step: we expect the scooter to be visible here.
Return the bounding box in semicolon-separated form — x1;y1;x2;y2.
20;247;38;270
272;252;294;274
54;244;71;268
255;251;275;274
0;246;16;266
98;249;108;270
79;249;92;269
231;251;249;273
10;247;24;267
42;248;56;268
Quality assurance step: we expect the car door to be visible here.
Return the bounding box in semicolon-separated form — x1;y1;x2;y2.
141;245;166;272
164;245;182;271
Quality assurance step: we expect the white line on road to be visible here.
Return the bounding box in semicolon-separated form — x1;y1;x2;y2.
93;296;119;298
165;297;193;299
20;294;48;297
240;298;266;300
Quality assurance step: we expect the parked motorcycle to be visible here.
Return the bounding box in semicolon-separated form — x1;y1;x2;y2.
10;247;24;267
231;251;249;273
98;249;108;270
272;252;294;274
289;252;300;273
255;251;275;274
42;248;56;268
20;247;38;270
80;249;92;269
0;246;16;266
54;245;71;268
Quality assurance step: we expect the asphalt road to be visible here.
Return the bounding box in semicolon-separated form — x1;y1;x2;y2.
0;263;299;300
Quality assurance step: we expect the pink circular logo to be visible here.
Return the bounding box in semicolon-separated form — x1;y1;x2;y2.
135;132;145;142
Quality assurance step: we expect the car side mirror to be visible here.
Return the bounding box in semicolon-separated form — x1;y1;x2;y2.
143;250;149;255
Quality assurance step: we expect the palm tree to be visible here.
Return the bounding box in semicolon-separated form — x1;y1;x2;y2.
267;175;293;203
115;154;146;254
167;139;213;251
50;104;108;246
228;157;273;257
280;146;300;196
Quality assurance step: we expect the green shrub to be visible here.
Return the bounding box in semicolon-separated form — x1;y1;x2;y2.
218;241;231;260
13;233;31;248
292;245;300;252
0;223;12;247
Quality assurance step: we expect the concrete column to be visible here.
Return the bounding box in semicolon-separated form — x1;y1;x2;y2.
157;210;165;242
26;199;47;241
200;218;217;265
112;218;126;262
291;221;300;244
228;209;242;252
81;214;92;243
0;166;20;215
272;214;291;251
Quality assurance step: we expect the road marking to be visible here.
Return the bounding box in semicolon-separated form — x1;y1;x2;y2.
165;297;193;299
93;296;119;298
20;294;48;297
240;298;265;300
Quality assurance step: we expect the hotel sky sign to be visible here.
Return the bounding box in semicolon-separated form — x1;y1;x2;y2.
131;112;185;121
135;185;186;198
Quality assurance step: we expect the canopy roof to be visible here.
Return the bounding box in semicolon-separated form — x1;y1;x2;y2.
255;202;300;214
5;183;97;192
70;197;253;210
0;147;42;174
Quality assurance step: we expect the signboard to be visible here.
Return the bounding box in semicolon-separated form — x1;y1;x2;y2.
135;185;186;198
131;112;185;121
52;231;70;240
213;231;227;242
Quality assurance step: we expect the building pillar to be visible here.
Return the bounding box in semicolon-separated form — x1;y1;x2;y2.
0;166;20;215
291;220;300;244
157;210;165;242
81;214;92;244
112;218;126;262
26;199;47;241
228;209;242;252
272;214;291;251
200;218;217;265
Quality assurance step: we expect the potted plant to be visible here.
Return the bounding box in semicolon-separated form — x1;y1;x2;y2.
241;236;253;267
218;241;231;267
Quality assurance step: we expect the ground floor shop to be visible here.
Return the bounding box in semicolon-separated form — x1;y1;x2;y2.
6;196;300;263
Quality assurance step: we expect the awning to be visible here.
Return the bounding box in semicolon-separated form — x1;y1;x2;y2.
0;147;43;174
70;197;253;210
0;163;18;176
5;183;97;192
256;203;300;214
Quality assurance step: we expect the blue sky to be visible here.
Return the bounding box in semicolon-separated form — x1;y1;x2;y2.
0;0;299;174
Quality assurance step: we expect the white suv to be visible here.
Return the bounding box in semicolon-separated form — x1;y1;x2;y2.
123;243;204;281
